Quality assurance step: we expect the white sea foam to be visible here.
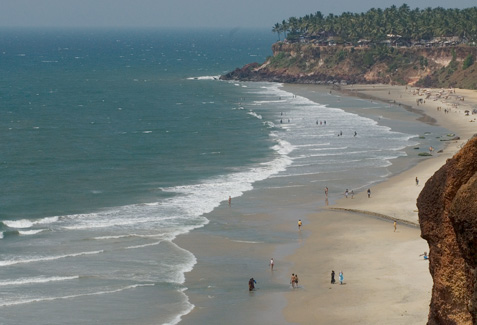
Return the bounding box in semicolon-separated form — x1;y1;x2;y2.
125;241;162;250
0;276;79;287
186;75;219;80
0;283;154;307
252;99;287;104
3;216;59;229
244;82;417;186
263;121;276;128
308;146;348;152
247;111;262;119
294;143;331;148
0;250;104;267
163;288;195;325
270;172;323;179
18;229;45;235
3;219;33;228
36;216;59;224
93;233;165;240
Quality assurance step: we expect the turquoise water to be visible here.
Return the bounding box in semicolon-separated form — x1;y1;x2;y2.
0;29;448;324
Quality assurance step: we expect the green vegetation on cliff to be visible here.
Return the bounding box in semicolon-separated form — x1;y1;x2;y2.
222;42;477;88
223;5;477;89
273;5;477;45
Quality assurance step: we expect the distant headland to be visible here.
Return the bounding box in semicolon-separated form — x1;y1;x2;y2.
222;5;477;89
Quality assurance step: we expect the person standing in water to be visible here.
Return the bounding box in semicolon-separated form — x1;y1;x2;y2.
270;258;274;271
248;278;256;291
298;219;302;230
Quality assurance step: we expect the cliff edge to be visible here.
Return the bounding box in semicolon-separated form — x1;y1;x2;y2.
417;135;477;324
221;44;477;89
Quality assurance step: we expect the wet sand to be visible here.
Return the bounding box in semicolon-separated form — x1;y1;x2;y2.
177;84;476;324
282;84;476;324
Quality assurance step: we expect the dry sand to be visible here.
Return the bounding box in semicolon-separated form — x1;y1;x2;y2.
282;85;477;324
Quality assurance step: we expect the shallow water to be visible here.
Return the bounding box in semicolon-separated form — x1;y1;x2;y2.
0;28;450;324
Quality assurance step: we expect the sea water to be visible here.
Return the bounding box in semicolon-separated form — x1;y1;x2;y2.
0;29;448;324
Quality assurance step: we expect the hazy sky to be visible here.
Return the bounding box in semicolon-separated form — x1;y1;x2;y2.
1;0;475;29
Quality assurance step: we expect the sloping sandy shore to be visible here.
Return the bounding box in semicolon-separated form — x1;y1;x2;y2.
283;84;477;324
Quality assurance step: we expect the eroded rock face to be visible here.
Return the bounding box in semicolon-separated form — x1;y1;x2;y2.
220;44;477;88
417;135;477;324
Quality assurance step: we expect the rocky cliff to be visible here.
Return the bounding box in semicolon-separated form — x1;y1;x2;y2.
417;135;477;324
221;43;477;89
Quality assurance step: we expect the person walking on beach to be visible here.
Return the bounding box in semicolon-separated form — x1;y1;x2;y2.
270;258;274;271
228;196;231;206
331;270;336;284
351;190;354;199
294;274;299;288
393;221;397;232
325;186;328;198
339;271;344;285
345;189;349;198
367;188;371;198
248;278;256;291
298;219;302;230
415;177;419;186
290;274;296;288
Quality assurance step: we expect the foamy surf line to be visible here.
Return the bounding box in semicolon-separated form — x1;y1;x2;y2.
0;250;104;267
0;283;155;307
0;276;80;287
2;216;59;229
186;75;220;80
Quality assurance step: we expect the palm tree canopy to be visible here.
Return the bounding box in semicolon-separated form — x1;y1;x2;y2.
273;5;477;43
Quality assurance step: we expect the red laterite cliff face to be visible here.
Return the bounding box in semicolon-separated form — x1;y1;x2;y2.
417;135;477;325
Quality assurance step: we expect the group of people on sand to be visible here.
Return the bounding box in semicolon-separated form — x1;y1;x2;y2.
331;270;344;285
290;273;299;288
344;189;354;199
249;261;301;291
326;186;371;199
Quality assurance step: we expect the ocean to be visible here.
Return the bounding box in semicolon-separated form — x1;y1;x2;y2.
0;28;449;324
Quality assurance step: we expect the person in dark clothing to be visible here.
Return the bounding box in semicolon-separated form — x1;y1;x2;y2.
248;278;256;291
331;270;336;284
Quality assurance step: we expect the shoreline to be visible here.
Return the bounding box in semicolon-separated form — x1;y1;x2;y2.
176;83;476;324
282;84;476;323
330;84;476;223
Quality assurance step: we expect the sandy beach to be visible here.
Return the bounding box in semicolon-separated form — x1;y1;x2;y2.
282;84;477;324
177;83;476;325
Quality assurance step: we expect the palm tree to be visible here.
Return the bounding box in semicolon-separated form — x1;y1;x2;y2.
272;4;477;44
280;20;288;39
272;23;281;41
